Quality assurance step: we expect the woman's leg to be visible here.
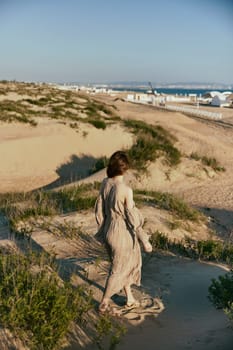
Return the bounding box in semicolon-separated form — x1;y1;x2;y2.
124;284;136;306
99;296;110;312
98;275;114;312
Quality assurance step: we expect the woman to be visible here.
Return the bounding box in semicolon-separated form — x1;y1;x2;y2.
95;151;152;313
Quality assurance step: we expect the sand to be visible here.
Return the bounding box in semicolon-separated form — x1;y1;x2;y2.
93;95;233;239
0;89;233;349
0;118;133;192
117;256;233;350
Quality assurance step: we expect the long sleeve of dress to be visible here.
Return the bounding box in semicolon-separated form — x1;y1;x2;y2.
94;181;106;244
95;194;104;227
95;179;107;227
125;203;151;247
124;203;144;231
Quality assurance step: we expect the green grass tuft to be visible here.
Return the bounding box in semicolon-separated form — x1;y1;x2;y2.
134;189;203;222
0;183;101;234
87;119;107;129
150;231;233;266
0;252;93;350
124;119;181;170
95;314;127;350
190;152;225;172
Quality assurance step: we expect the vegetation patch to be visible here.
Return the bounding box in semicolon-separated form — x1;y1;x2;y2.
0;252;93;350
24;97;52;106
87;119;107;129
85;100;115;118
0;100;37;126
0;82;118;129
209;271;233;322
0;183;101;234
123;119;181;170
134;189;204;222
150;230;233;266
190;152;225;172
95;314;127;350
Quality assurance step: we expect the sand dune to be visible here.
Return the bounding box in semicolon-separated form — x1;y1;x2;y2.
1;87;233;349
0;119;133;192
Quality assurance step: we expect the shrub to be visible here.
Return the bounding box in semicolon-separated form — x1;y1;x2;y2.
0;252;93;350
197;240;223;260
209;271;233;322
150;231;169;250
208;271;233;309
127;133;159;170
95;314;126;350
124;119;181;170
88;119;107;129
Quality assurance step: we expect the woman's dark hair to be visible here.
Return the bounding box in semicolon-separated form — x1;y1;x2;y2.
107;151;130;178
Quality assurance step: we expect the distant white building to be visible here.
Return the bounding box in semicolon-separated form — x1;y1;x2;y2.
211;94;230;107
127;94;135;101
201;91;233;106
202;91;221;99
126;93;190;105
135;93;154;103
222;91;232;97
126;93;154;103
188;93;197;102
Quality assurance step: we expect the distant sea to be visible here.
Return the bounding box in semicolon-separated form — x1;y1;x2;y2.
112;87;232;96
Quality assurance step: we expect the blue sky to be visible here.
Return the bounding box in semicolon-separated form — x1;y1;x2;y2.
0;0;233;83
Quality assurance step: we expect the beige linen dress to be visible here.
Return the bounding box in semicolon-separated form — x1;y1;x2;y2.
95;177;142;298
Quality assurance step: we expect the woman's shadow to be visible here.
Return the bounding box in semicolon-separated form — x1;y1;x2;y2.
41;154;100;190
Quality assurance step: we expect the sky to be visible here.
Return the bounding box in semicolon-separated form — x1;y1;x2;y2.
0;0;233;84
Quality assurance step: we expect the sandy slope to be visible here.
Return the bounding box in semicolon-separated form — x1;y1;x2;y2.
55;97;233;221
0;119;133;192
93;96;233;239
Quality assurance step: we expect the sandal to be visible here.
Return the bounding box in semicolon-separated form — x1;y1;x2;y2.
98;303;122;317
125;300;141;309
